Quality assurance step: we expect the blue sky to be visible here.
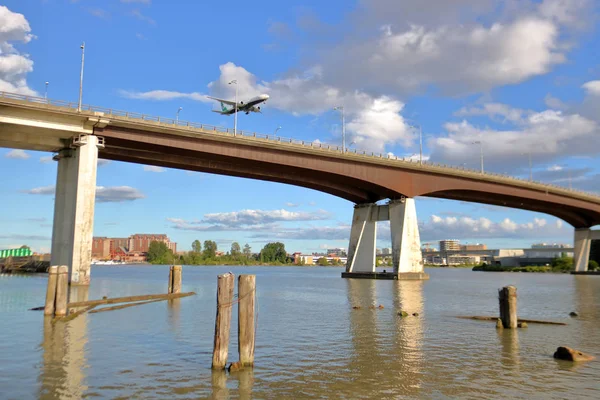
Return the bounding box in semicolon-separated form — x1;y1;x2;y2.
1;0;599;254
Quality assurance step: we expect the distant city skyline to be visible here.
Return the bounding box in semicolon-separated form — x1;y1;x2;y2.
1;1;599;253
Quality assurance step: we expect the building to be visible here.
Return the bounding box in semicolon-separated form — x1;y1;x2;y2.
531;243;570;249
327;248;347;257
128;234;176;253
439;240;460;252
295;254;347;265
92;237;110;259
92;233;177;261
381;247;391;255
460;243;487;251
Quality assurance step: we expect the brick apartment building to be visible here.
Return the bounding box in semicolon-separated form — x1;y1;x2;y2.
92;234;177;261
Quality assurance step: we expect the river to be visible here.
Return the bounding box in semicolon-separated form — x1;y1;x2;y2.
0;266;599;399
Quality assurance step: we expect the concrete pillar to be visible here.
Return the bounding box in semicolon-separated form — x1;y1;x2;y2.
345;204;377;273
389;198;428;280
574;228;592;272
50;135;101;285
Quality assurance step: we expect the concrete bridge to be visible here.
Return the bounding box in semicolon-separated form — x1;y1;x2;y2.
1;91;599;284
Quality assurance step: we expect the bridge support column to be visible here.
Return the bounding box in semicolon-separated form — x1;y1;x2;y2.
390;198;428;280
344;204;377;274
50;135;103;286
574;228;592;272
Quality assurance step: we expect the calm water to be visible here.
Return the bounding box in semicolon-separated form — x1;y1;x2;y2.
0;266;599;399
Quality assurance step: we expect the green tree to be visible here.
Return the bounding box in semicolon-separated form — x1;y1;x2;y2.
243;243;252;258
203;240;217;259
260;242;287;263
147;241;173;264
231;242;241;257
551;255;573;272
588;260;599;271
317;257;329;266
192;240;202;253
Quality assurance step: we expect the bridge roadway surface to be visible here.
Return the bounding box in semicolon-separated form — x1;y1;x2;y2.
2;91;600;229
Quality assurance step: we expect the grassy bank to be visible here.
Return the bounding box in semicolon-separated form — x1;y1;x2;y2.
472;265;556;273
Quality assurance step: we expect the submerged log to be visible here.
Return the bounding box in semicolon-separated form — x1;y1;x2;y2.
67;291;195;308
456;315;567;326
89;298;166;314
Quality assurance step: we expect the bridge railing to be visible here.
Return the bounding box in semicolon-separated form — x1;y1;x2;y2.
0;90;597;201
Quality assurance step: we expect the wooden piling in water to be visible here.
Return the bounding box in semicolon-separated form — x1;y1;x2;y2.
44;266;58;316
499;286;517;329
54;266;69;317
172;265;182;294
238;275;256;367
212;272;234;370
168;266;174;294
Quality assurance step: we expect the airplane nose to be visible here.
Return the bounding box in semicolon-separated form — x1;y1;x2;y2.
262;94;270;100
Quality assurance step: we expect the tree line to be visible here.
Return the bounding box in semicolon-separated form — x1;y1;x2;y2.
146;240;294;265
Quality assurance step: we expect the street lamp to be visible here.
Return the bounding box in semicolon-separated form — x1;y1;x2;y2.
44;81;49;99
472;140;484;173
78;42;85;112
176;107;183;123
333;106;345;152
522;152;532;181
274;126;282;135
229;79;238;136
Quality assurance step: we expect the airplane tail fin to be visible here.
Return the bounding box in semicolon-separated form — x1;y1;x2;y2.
221;102;229;112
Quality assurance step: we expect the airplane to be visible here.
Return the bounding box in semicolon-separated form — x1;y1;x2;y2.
207;94;270;115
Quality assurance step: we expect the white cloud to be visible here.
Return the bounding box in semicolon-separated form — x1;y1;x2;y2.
121;0;151;4
582;80;600;96
5;149;30;159
0;6;36;96
118;89;209;102
420;214;569;240
87;8;109;19
455;103;527;124
22;185;145;202
39;156;52;163
143;165;164;172
130;9;155;25
285;202;300;207
430;104;598;170
548;164;563;171
202;209;331;226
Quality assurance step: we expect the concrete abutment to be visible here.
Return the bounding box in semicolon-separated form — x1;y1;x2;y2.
343;198;428;280
50;134;103;286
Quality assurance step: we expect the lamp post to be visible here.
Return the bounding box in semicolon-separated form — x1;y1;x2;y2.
274;126;282;135
176;107;183;123
333;106;345;152
44;81;49;99
229;79;238;136
78;42;85;112
472;140;484;173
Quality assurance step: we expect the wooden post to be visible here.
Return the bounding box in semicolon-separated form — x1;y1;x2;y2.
44;266;59;316
168;266;174;294
238;275;256;367
499;286;517;329
55;266;69;317
172;265;182;294
212;272;234;370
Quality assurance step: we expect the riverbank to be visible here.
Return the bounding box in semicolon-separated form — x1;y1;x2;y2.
472;265;564;273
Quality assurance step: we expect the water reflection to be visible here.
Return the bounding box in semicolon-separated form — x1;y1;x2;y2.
39;286;90;399
345;279;424;397
496;329;521;370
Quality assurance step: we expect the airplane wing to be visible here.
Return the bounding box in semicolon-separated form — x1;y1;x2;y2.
206;96;237;106
211;110;230;115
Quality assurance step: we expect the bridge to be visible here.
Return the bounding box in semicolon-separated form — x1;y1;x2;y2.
1;91;599;284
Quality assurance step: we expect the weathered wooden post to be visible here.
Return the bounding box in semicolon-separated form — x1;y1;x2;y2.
499;286;517;329
55;265;69;317
238;275;256;367
44;266;58;316
168;266;174;294
212;272;234;370
172;265;182;294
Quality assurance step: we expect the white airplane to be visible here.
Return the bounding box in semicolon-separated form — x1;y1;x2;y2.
207;94;269;115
